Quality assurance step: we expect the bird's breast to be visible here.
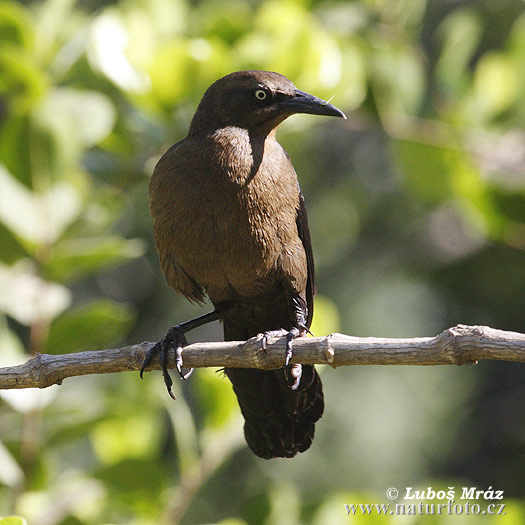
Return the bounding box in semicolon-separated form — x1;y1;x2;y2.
151;130;304;301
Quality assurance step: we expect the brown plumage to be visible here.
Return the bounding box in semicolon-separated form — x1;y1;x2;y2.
143;70;345;458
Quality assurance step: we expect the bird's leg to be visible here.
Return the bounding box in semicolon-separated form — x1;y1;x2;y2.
262;295;311;391
140;309;222;399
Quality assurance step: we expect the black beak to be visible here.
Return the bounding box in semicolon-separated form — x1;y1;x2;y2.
279;89;347;119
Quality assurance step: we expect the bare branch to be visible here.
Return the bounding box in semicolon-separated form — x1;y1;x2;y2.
1;324;524;390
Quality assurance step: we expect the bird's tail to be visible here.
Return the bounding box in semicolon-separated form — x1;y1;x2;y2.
224;365;324;459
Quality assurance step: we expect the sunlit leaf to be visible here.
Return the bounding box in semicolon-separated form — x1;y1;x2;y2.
45;236;145;282
473;52;519;119
149;37;231;108
435;8;482;93
371;44;425;124
0;44;48;114
0;1;34;48
46;299;134;354
38;88;116;148
509;14;525;94
449;154;500;239
32;0;77;64
197;0;252;43
88;11;150;93
0;261;71;325
0;165;83;245
90;413;160;465
194;367;238;430
492;499;525;525
0;517;28;525
311;295;341;337
0;440;24;487
0;385;59;414
0;316;26;366
338;40;367;111
239;0;346;100
164;389;200;473
16;471;105;525
265;483;301;525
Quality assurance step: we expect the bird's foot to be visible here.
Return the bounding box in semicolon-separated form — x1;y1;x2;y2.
140;325;193;400
261;328;288;352
262;325;312;390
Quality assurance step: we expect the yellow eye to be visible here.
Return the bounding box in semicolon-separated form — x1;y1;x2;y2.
254;89;268;100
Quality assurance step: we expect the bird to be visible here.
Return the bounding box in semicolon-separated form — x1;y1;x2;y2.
141;70;346;459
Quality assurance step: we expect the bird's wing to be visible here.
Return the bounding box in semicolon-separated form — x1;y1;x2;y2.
296;187;316;328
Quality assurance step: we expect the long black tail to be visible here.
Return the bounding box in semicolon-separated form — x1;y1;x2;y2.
224;364;323;459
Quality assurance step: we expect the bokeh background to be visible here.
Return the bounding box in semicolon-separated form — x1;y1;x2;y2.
1;0;524;523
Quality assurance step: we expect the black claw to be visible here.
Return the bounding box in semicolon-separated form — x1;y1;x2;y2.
140;309;223;398
140;343;158;379
300;324;314;337
158;337;175;399
140;325;191;399
141;340;162;379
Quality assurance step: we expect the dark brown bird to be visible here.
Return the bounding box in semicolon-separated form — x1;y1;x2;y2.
142;70;345;459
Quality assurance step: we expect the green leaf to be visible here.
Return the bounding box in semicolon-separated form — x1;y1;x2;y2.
0;116;32;187
371;44;425;123
46;299;134;354
46;236;145;282
0;517;28;525
473;52;520;119
0;1;34;48
90;413;160;465
194;367;238;430
0;222;27;264
0;261;71;325
87;11;151;93
197;0;252;43
0;45;48;115
0;440;24;488
310;295;341;337
94;458;169;517
149;37;231;108
37;88;116;148
313;492;389;525
338;41;367;111
0;316;26;366
435;8;482;93
309;184;359;268
394;139;454;204
0;165;83;245
32;0;77;64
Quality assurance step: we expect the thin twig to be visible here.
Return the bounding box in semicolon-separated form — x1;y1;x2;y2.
1;325;524;390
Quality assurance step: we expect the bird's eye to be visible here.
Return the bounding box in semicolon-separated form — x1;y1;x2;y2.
254;89;268;101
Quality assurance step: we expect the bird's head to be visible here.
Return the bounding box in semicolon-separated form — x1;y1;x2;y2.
189;70;346;134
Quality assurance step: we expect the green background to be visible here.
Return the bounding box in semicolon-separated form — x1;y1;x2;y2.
0;0;524;523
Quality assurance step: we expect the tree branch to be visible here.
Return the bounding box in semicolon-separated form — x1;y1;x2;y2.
1;324;524;390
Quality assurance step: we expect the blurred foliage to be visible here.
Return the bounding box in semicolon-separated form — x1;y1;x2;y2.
1;0;524;523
